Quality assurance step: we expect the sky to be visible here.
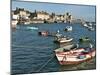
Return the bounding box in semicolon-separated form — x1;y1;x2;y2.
12;0;96;22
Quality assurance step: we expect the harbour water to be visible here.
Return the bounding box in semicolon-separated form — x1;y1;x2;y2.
11;23;96;74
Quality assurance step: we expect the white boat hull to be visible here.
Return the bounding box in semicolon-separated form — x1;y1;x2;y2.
64;26;72;31
55;48;95;65
59;38;73;43
54;38;73;43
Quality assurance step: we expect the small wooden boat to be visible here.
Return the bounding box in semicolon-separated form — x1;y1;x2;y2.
54;45;95;65
83;23;88;28
54;36;73;43
55;33;62;37
51;30;62;37
64;26;72;31
79;37;91;42
38;30;62;37
86;22;95;31
88;22;93;26
48;33;62;37
88;27;95;31
38;31;49;36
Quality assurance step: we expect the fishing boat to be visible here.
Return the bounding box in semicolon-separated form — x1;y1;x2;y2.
64;26;72;31
54;36;73;43
88;27;95;31
88;22;92;26
54;30;62;37
83;23;88;27
87;25;95;31
48;32;62;37
87;22;95;31
79;37;91;42
38;31;49;36
27;26;38;30
38;30;62;37
54;33;62;37
54;44;95;65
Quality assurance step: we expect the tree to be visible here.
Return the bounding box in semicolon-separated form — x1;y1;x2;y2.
68;15;72;20
14;7;19;14
66;12;69;16
51;12;55;18
29;11;37;19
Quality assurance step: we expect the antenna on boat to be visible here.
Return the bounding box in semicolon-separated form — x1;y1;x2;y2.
36;54;55;72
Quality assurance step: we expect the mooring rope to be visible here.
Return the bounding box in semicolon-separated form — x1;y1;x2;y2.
36;54;55;72
12;45;56;72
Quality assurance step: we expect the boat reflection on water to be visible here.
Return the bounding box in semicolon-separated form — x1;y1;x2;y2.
59;56;96;71
59;64;79;71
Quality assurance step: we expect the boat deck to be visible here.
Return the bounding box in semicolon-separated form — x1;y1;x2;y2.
54;44;75;52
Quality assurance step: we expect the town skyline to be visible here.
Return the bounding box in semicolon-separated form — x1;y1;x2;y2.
12;1;96;22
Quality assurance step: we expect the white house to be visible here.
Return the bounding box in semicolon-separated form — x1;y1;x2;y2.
12;14;19;20
36;11;50;20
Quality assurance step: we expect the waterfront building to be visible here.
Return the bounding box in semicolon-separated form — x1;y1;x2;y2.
60;15;65;21
12;14;19;20
30;19;44;23
11;14;19;28
13;8;30;18
53;15;64;23
36;11;50;20
64;12;73;23
64;12;69;23
17;8;30;18
12;8;75;24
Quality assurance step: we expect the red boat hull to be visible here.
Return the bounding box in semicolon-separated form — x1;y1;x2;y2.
59;57;94;65
56;50;95;65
